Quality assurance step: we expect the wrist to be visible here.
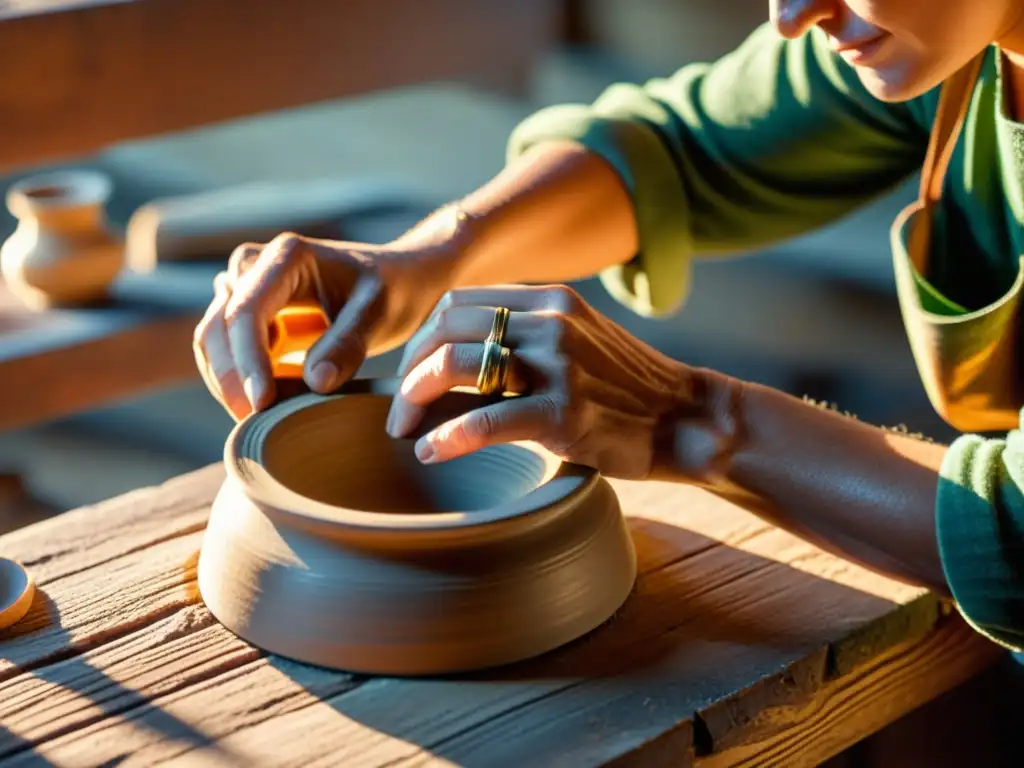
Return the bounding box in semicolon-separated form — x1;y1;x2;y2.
372;204;472;309
386;200;477;266
650;366;747;488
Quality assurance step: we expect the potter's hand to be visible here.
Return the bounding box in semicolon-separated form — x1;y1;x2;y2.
385;284;702;479
193;214;465;420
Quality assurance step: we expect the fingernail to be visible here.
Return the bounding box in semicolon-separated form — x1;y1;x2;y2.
415;436;437;463
309;361;338;391
391;402;424;439
385;406;400;437
243;376;265;409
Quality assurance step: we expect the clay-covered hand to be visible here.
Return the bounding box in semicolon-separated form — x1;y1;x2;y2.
193;209;466;421
385;284;706;479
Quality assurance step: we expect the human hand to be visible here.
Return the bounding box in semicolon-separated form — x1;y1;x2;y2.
193;208;468;421
385;284;702;479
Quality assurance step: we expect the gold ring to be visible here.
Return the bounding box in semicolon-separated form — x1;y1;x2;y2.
477;341;511;396
487;306;510;346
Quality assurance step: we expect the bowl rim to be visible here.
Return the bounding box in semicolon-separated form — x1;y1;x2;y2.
222;386;598;534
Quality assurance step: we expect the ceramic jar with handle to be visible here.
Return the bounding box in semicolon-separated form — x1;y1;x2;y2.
1;170;124;309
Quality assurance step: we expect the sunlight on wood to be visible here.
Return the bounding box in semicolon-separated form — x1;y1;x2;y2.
626;480;923;602
0;604;357;764
0;461;997;765
177;682;466;768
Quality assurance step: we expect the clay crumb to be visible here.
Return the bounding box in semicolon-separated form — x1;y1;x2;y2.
158;604;216;644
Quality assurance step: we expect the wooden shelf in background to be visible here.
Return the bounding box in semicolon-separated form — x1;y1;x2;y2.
0;0;561;171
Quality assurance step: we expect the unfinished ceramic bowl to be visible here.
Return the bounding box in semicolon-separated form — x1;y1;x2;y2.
197;381;636;676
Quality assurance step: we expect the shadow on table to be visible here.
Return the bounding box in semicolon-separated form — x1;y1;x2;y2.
0;482;1007;766
0;589;235;765
260;516;959;766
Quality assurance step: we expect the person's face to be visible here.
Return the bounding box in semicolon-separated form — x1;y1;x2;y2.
769;1;1024;102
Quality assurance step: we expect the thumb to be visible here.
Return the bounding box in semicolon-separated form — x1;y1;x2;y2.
304;270;385;392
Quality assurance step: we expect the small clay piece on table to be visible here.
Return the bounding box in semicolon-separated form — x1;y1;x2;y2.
0;557;35;632
198;382;637;676
0;170;123;310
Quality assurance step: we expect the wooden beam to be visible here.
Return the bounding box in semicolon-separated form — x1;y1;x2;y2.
0;266;210;431
0;0;561;171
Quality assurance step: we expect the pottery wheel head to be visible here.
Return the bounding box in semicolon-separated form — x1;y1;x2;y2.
224;390;594;533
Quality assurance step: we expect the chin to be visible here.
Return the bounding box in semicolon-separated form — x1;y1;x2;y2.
853;67;933;103
853;51;981;104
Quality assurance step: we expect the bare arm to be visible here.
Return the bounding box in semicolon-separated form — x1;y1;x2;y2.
396;141;641;289
657;371;950;593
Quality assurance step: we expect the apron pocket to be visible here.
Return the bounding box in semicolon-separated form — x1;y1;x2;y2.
892;201;1024;433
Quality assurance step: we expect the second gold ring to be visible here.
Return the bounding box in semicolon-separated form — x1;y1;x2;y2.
477;341;511;396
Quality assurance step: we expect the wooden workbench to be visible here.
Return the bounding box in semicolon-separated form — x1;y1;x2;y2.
0;464;1002;766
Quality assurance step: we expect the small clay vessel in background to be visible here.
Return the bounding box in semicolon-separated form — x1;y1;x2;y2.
1;170;124;309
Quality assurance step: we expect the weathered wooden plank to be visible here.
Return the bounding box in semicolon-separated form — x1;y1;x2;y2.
693;617;1002;767
0;604;360;763
0;471;961;768
0;464;222;584
378;533;936;768
0;0;559;171
19;520;938;768
0;533;202;681
0;466;219;681
0;281;204;432
0;606;241;759
0;485;765;766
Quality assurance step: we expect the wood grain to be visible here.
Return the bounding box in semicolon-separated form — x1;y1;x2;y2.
0;0;560;171
0;467;1000;767
0;605;359;764
0;464;221;583
694;618;1002;768
0;466;221;679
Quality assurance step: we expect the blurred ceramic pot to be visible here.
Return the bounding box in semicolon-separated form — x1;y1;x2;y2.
1;170;123;309
197;382;637;676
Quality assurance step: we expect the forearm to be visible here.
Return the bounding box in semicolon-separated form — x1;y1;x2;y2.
439;141;639;287
661;372;950;593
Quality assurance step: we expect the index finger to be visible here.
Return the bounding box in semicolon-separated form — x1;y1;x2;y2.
224;234;317;411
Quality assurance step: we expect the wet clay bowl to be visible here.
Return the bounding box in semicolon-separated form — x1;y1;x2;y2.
197;383;636;676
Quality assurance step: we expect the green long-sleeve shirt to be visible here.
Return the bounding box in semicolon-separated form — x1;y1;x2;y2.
507;22;1024;651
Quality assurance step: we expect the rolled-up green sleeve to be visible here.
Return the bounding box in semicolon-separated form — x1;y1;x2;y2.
937;417;1024;651
507;23;928;316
